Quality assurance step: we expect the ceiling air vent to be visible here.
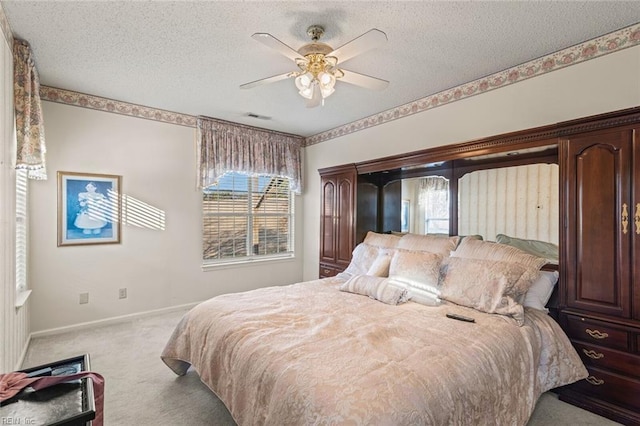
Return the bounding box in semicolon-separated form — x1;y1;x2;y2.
245;112;271;120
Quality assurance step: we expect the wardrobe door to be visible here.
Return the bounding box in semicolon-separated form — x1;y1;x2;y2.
564;129;632;318
319;176;337;264
335;173;356;267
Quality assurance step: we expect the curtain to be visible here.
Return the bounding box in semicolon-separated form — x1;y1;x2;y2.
197;117;303;194
13;39;47;180
418;176;449;206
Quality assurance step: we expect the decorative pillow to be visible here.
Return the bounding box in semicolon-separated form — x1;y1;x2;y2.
397;233;460;256
440;257;538;325
452;237;547;271
366;249;394;276
341;243;381;278
363;231;402;249
523;270;559;311
389;249;443;295
496;234;559;263
403;286;442;306
339;275;409;305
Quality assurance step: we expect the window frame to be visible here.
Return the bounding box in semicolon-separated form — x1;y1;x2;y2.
201;172;295;269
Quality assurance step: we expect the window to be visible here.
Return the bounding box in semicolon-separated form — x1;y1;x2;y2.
419;176;450;234
202;172;294;264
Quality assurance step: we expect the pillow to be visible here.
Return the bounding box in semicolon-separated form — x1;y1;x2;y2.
366;249;394;276
523;270;559;311
363;231;402;249
404;286;442;306
341;243;381;278
440;257;537;325
389;249;443;296
397;233;460;256
452;237;547;271
339;275;409;305
495;234;559;263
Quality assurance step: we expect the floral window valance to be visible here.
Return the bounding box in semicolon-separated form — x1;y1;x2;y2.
14;39;47;180
196;117;303;194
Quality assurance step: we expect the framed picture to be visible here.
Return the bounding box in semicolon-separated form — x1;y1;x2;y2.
57;171;121;246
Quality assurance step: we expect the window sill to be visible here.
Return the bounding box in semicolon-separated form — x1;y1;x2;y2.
202;253;295;271
15;289;32;309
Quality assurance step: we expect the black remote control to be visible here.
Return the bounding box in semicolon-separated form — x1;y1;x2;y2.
446;313;475;323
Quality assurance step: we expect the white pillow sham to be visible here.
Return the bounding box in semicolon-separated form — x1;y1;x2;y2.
339;275;409;305
387;249;443;306
523;270;559;311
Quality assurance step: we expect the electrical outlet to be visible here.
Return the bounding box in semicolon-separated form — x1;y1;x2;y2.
79;292;89;304
118;288;127;299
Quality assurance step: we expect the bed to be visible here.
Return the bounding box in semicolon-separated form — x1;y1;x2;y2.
161;233;587;425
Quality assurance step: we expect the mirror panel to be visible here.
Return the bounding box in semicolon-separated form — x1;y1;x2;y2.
401;177;450;235
457;163;559;244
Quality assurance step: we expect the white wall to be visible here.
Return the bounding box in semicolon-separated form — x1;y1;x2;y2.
301;46;640;281
28;103;304;332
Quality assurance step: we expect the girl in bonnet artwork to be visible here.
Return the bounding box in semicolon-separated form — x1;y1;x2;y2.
74;181;108;234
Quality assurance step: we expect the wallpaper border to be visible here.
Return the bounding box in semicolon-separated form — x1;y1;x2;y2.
39;86;197;127
305;22;640;146
35;22;640;146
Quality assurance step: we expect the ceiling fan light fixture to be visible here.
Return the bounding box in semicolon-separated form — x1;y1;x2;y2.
318;72;336;98
295;72;313;89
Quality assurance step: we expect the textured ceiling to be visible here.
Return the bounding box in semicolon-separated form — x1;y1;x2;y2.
2;1;640;137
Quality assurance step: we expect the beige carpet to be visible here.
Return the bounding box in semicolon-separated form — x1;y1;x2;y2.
22;308;620;426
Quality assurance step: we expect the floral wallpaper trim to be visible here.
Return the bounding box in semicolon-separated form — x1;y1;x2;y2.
39;86;197;127
304;22;640;147
36;23;640;145
0;2;14;49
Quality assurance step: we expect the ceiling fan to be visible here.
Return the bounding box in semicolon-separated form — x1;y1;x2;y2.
240;25;389;108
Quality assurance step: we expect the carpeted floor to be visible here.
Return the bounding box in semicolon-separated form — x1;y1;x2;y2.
22;308;620;426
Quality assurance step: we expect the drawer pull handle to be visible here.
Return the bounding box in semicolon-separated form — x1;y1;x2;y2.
582;349;604;360
585;328;608;339
586;376;605;386
635;203;640;235
622;203;629;234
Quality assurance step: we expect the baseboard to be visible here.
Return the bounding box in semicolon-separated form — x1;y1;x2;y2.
15;333;31;370
30;302;201;338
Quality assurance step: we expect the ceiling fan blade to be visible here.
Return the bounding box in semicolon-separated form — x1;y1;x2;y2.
339;69;389;91
252;33;302;62
239;72;293;90
329;29;387;64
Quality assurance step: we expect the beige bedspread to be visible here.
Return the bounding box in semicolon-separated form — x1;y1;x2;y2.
161;277;587;425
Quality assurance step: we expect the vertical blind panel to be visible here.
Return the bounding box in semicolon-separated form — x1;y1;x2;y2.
15;170;28;292
458;164;559;243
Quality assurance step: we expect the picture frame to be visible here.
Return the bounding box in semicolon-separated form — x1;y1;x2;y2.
57;171;122;246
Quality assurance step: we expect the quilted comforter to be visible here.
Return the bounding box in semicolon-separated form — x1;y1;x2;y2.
161;277;587;425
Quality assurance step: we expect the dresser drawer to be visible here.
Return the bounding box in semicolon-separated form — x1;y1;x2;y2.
563;314;630;351
570;367;640;412
572;341;640;379
319;263;342;278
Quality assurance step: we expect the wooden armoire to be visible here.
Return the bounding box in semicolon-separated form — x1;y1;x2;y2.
317;107;640;424
557;124;640;425
318;165;357;278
